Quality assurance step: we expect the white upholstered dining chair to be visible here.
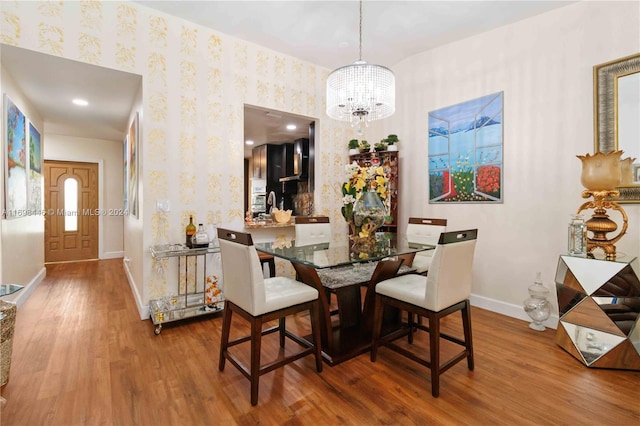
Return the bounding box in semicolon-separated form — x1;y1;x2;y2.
370;229;478;398
217;228;323;406
294;216;332;246
406;217;447;275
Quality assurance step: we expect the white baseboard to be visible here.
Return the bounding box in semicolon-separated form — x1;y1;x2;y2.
470;293;558;330
122;257;149;320
9;267;47;308
117;264;557;328
102;251;124;260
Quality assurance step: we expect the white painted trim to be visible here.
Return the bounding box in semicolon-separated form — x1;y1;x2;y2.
123;257;148;320
470;293;558;330
102;251;124;259
7;267;46;308
44;156;105;259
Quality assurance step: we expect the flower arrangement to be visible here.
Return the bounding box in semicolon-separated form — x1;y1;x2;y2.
341;161;389;240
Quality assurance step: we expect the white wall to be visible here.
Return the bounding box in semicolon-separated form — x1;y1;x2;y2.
0;66;46;306
385;1;640;324
123;84;144;314
44;134;125;259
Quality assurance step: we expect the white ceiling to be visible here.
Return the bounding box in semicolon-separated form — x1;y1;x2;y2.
244;105;314;158
1;1;575;149
0;44;141;142
136;1;575;70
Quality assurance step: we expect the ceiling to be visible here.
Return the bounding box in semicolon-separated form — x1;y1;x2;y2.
244;105;314;158
0;44;141;141
1;1;575;149
136;1;575;70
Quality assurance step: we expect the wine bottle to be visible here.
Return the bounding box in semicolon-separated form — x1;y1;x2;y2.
186;215;196;247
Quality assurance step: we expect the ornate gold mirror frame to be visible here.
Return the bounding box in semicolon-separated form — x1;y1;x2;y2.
594;53;640;203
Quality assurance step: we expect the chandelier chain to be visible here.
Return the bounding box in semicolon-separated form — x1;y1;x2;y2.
325;0;395;127
358;0;363;61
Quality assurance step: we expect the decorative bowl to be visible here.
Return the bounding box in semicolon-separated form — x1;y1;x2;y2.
272;208;292;224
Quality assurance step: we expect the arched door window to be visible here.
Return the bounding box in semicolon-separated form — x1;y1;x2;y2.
64;177;78;232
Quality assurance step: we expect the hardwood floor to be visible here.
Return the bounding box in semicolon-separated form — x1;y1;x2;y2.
1;259;639;425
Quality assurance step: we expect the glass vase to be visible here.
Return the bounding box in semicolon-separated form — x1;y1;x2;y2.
523;272;551;331
568;214;587;257
353;190;386;237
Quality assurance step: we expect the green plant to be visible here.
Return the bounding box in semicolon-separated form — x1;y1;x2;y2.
386;134;399;145
375;140;387;150
360;140;370;150
348;139;359;149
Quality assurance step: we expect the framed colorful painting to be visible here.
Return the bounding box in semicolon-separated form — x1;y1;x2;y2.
28;122;43;211
428;92;503;203
128;112;138;218
123;134;128;213
4;94;28;217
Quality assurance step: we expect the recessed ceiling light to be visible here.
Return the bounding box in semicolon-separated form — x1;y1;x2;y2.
286;124;296;130
245;140;254;145
72;98;88;106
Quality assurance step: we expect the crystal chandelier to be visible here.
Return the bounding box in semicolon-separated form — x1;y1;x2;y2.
326;0;395;130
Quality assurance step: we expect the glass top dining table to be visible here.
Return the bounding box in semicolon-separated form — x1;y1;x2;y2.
253;232;434;269
254;232;435;366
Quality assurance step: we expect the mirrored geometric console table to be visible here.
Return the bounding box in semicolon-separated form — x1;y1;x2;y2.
555;255;640;370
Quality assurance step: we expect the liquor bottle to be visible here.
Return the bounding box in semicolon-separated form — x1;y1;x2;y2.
192;224;209;248
186;215;196;247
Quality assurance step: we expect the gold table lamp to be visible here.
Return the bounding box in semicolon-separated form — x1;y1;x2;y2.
576;151;628;260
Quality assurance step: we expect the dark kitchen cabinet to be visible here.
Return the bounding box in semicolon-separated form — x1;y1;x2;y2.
252;144;298;212
253;144;287;183
252;144;267;179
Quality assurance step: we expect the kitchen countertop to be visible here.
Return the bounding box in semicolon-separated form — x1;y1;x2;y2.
244;220;294;229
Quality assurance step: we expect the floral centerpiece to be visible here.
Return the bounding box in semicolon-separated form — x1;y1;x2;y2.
341;161;389;251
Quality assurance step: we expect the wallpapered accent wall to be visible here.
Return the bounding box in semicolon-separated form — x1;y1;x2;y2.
0;1;354;305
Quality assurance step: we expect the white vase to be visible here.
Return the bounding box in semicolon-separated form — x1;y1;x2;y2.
349;148;359;155
387;144;398;151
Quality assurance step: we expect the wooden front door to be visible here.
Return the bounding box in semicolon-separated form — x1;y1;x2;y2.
44;161;99;263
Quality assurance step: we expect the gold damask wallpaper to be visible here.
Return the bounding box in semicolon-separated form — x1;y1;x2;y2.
0;1;351;308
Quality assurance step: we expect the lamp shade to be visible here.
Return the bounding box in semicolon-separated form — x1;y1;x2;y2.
326;60;395;126
577;151;622;191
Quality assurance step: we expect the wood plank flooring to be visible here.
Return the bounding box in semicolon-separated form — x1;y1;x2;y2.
1;259;639;425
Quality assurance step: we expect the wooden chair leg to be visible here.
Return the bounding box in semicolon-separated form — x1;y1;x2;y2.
462;300;474;370
310;302;323;372
429;313;441;398
407;311;415;343
250;316;263;406
219;300;232;371
370;294;385;362
279;317;285;348
267;258;275;277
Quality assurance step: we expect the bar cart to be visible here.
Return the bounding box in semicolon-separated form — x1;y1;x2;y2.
148;243;224;335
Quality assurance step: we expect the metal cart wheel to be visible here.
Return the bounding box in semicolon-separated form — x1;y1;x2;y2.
154;324;162;335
